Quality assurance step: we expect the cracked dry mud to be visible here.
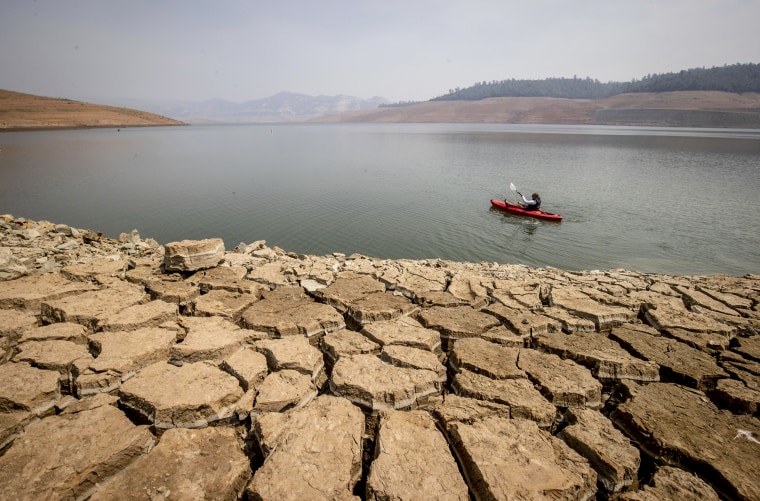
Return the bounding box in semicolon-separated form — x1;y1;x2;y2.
1;214;759;500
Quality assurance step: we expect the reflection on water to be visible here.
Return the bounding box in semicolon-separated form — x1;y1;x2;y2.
1;123;759;276
489;207;542;237
520;221;540;237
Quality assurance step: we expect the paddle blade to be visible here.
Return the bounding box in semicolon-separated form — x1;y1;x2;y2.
510;183;517;191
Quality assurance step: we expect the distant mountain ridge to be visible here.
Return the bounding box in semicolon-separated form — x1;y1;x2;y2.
5;61;760;130
112;92;388;124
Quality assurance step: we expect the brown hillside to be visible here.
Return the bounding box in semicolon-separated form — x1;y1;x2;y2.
0;89;184;131
311;91;760;128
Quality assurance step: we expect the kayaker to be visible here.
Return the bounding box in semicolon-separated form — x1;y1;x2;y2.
517;192;541;211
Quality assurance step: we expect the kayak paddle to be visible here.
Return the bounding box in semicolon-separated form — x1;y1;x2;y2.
510;182;523;198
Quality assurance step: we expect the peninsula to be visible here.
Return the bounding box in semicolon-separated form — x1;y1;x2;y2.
0;89;184;131
1;214;758;500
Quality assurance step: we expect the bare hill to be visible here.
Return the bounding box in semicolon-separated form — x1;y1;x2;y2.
0;89;185;131
310;91;760;128
4;89;759;129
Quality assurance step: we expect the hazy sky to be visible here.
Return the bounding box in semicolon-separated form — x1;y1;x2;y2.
1;0;757;104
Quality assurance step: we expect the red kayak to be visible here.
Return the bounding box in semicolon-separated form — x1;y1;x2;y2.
490;199;563;221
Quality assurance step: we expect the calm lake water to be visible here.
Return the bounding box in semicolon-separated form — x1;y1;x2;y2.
1;123;759;276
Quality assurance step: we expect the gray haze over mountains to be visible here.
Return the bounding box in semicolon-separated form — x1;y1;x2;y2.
109;92;387;124
3;2;758;109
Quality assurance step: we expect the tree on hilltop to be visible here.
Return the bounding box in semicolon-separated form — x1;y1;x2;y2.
431;63;760;101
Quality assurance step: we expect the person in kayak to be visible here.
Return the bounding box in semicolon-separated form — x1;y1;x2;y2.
516;192;541;211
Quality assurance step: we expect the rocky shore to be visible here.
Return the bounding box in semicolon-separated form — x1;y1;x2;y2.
1;215;758;500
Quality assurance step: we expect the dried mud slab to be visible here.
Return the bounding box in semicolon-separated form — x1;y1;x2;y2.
118;361;243;429
344;291;419;325
535;330;660;382
482;302;558;337
314;271;386;311
191;265;259;293
366;409;469;500
550;287;636;330
220;346;269;392
447;416;597;500
330;354;443;410
377;262;447;300
60;256;129;282
611;381;760;500
619;465;720;501
431;393;511;427
451;369;556;427
448;337;524;380
380;345;447;382
241;286;345;338
188;289;260;322
18;322;87;344
0;410;35;451
711;378;760;415
146;278;200;305
13;339;93;392
254;369;317;412
360;316;442;353
0;309;38;342
0;361;61;415
169;319;247;363
517;349;603;408
610;324;728;390
0;404;155;501
0;268;97;312
322;328;381;366
88;426;250;501
40;282;148;330
642;298;736;336
417;305;501;350
99;299;178;332
558;407;641;493
247;395;364;501
77;327;177;396
256;336;325;381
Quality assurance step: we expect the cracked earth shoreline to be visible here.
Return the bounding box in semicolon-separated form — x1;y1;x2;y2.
1;215;758;500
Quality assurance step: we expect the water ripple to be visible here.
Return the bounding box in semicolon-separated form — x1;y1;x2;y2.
2;123;758;275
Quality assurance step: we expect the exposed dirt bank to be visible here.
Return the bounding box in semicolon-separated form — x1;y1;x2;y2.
0;89;184;131
311;91;760;128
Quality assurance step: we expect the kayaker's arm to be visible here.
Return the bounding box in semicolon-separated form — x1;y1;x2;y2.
521;194;536;205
